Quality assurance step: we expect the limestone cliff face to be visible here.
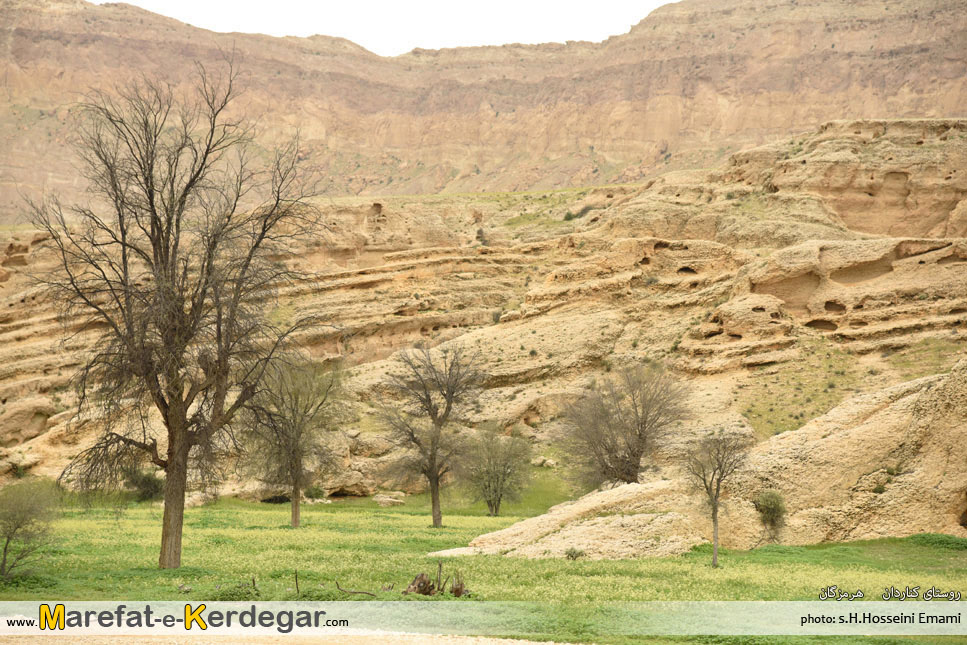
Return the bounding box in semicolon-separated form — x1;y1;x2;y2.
2;119;966;510
2;0;965;215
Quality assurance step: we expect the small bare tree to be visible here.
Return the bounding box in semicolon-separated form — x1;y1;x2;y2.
685;430;750;568
0;479;61;579
33;60;321;568
241;358;342;527
563;363;688;486
458;426;531;516
380;345;482;528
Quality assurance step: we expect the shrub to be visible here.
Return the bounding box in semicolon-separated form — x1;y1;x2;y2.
304;484;325;500
563;205;593;221
755;489;787;532
909;533;967;550
562;363;688;486
123;468;164;502
210;581;260;601
872;483;886;494
565;547;585;561
458;426;531;516
0;478;61;579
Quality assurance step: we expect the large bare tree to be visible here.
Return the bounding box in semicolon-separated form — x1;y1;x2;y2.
241;358;342;527
563;363;688;486
380;345;482;528
685;430;750;568
31;61;320;568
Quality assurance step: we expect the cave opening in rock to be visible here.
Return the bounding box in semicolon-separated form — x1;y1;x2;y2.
805;319;838;331
825;301;847;313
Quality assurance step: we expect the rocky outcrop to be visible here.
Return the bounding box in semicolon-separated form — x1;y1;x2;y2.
1;121;965;520
449;360;967;559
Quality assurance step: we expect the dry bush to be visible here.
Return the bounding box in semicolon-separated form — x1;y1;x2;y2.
563;363;688;486
458;426;531;516
0;479;61;579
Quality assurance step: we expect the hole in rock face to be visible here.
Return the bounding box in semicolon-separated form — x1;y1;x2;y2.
638;256;650;265
770;312;780;319
950;308;967;315
606;193;614;199
850;321;868;328
752;307;765;312
938;255;967;266
677;266;697;275
830;257;894;284
824;301;847;313
655;241;670;250
805;319;838;331
261;495;290;504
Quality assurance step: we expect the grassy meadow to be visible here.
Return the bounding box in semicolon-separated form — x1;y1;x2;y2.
2;468;967;644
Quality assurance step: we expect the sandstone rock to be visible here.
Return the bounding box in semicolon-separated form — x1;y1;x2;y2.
459;360;967;559
323;470;378;497
0;399;54;447
3;2;963;213
374;493;405;507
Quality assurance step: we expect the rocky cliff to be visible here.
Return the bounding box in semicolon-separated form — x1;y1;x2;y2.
1;0;965;216
2;119;965;532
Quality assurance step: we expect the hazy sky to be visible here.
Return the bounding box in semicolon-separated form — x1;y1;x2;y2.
90;1;677;57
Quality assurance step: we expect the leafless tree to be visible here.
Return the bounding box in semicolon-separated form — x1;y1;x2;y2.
240;358;342;527
30;59;321;568
458;426;531;516
380;345;483;528
0;479;61;579
562;363;688;486
684;430;750;568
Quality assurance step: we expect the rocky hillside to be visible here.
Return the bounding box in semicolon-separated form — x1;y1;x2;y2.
446;360;967;559
2;116;966;542
2;0;966;217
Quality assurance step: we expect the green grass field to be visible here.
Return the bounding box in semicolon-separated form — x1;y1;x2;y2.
2;471;966;643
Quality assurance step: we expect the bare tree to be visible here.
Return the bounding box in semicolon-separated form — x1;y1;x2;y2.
563;363;688;486
241;358;342;527
684;430;750;568
0;479;61;579
380;345;483;528
458;426;531;516
31;60;321;568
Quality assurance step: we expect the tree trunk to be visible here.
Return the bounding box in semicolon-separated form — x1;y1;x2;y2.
711;501;719;569
291;483;301;528
429;476;442;528
158;435;190;569
492;498;501;517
